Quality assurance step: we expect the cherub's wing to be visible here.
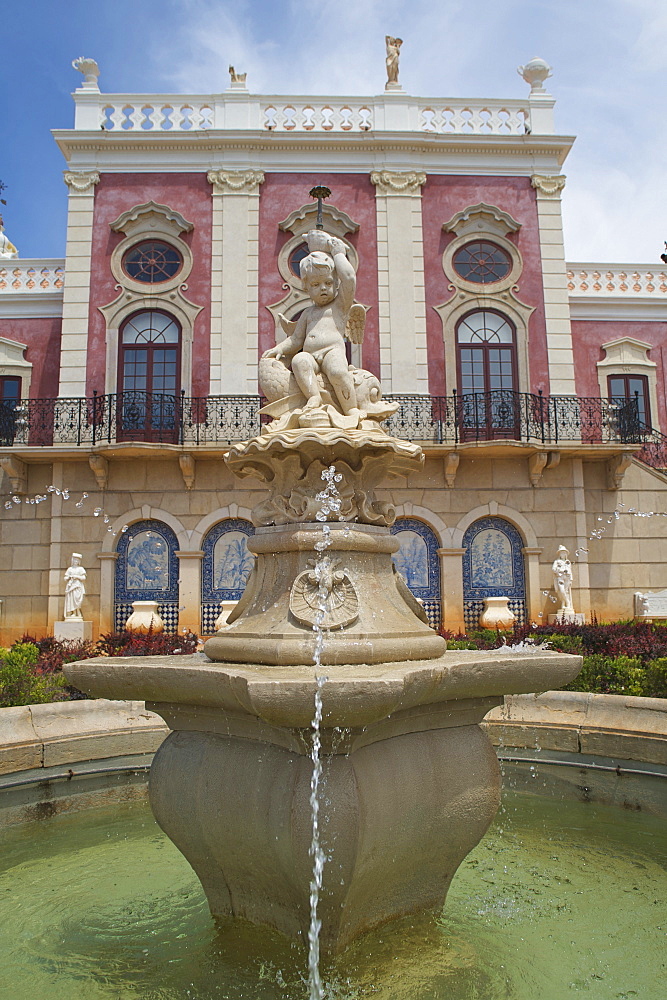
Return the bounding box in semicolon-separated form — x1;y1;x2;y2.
278;313;298;337
345;303;366;344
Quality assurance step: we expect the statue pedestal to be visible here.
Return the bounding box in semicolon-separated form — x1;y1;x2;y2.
548;612;585;625
54;619;93;643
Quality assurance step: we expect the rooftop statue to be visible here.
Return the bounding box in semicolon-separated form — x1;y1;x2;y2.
259;228;397;431
385;35;403;88
228;65;247;85
0;217;18;259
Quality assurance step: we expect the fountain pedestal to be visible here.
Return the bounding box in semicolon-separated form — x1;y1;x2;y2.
65;648;582;954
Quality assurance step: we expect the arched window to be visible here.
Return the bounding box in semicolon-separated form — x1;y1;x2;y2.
201;519;255;634
462;517;526;630
390;518;441;629
456;310;519;440
114;519;180;633
118;310;181;442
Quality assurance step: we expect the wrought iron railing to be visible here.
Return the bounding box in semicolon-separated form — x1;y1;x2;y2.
0;389;645;451
384;391;642;447
635;423;667;471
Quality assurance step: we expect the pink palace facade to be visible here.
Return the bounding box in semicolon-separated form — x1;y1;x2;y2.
1;58;666;643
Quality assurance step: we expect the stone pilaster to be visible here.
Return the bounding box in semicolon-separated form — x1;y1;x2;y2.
176;550;204;636
370;171;428;394
58;170;100;397
531;174;576;394
207;170;264;394
437;547;466;634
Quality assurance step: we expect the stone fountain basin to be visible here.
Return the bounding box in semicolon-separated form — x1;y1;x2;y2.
65;648;583;952
65;649;582;745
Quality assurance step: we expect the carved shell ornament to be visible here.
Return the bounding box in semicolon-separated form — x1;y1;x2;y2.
289;556;359;629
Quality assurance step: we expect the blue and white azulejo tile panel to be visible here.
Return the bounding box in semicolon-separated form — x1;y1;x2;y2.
114;519;180;633
462;516;526;629
390;518;441;629
201;518;255;634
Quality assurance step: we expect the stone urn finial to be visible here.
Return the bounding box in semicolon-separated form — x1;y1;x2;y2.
72;57;100;90
518;57;553;93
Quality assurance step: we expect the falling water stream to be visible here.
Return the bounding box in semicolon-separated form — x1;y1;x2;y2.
306;466;345;999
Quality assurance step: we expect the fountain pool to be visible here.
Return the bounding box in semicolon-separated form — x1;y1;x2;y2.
1;786;664;1000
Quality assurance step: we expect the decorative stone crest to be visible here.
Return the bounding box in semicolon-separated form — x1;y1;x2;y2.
207;170;265;195
531;174;566;197
289;555;359;629
370;171;426;195
63;170;100;193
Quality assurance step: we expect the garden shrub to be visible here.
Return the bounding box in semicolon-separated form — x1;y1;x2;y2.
0;642;67;707
563;654;645;696
0;630;200;707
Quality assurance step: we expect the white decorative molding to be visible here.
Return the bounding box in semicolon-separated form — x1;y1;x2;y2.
0;455;27;494
279;203;359;240
63;170;100;193
531;174;566;197
370;170;426;195
110;200;193;238
567;264;667;298
100;200;203;395
207;169;265;194
435;215;534;395
597;337;659;432
443;202;521;239
71;92;536;135
0;259;65;295
88;454;109;491
0;336;32;399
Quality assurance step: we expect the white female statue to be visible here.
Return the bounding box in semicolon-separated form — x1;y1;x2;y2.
64;553;87;619
552;545;574;613
385;36;402;87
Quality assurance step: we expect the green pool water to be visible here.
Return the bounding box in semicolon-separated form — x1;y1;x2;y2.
0;789;665;1000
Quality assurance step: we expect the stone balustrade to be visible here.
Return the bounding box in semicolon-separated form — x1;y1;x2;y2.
567;264;667;297
71;92;539;135
0;260;65;294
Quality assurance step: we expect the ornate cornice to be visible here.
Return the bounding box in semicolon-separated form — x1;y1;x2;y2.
370;170;426;195
531;174;566;197
443;202;521;237
279;202;359;237
207;169;265;194
63;170;100;193
110;200;193;236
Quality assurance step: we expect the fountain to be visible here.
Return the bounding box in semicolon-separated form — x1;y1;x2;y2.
65;208;581;959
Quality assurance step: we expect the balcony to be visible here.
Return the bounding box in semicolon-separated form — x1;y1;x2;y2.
0;390;647;458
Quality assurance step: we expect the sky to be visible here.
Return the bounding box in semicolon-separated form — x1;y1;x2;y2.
2;0;666;265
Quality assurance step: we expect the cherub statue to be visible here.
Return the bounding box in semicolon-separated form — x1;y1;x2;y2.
385;36;403;87
64;553;86;619
552;545;574;613
259;229;396;431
